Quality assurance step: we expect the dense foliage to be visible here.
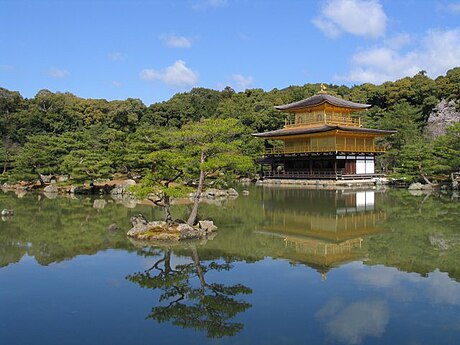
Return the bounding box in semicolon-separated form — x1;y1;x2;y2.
2;67;460;183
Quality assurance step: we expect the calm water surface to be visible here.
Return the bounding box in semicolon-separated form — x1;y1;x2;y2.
1;186;460;344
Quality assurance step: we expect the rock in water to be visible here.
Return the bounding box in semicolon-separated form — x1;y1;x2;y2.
127;214;217;241
44;184;59;194
227;188;239;197
198;220;218;233
1;209;14;216
408;183;424;190
93;199;107;209
130;214;150;227
107;223;120;233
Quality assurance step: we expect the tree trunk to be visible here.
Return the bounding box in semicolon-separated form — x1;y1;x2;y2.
421;173;432;185
164;195;174;226
164;249;172;275
187;151;205;226
191;245;206;293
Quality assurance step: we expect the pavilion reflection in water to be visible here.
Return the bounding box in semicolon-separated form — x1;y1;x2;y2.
257;188;386;278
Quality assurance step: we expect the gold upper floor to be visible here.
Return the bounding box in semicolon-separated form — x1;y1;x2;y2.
284;104;363;129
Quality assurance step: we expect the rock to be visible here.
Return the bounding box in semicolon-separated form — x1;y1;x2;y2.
57;175;69;183
227;188;239;197
110;186;124;195
127;214;216;241
43;192;58;199
121;196;137;208
421;184;435;190
408;189;425;197
242;190;250;195
40;174;53;184
130;214;150;227
93;199;107;209
408;182;424;190
15;190;27;198
429;234;450;251
424;99;460;139
204;188;227;198
198;220;218;233
203;188;239;198
127;216;168;238
43;184;59;194
240;177;251;183
123;179;137;187
177;223;204;239
110;180;137;196
1;209;14;216
107;223;119;233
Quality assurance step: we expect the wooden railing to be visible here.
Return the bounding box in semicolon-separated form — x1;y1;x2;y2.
285;113;361;128
265;144;385;155
262;171;384;180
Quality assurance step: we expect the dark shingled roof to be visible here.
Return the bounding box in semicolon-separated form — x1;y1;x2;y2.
275;94;371;111
252;125;397;138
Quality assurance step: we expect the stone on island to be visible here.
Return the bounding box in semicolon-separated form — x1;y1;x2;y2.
127;214;217;241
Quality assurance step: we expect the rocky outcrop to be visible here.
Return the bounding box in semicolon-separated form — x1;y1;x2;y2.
127;214;217;242
202;188;239;198
425;99;460;139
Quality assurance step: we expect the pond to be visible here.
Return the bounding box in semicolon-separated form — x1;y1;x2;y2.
1;186;460;345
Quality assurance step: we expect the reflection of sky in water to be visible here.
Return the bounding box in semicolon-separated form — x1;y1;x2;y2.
316;298;389;344
2;188;460;344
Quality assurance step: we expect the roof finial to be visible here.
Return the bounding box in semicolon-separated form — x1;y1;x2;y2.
319;83;327;94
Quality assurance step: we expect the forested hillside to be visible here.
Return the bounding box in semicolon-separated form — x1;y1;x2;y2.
1;67;460;184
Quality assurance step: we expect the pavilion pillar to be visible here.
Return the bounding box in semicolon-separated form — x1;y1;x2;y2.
334;159;338;179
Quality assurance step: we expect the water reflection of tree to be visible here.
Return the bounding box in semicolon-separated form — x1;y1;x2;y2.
126;246;252;338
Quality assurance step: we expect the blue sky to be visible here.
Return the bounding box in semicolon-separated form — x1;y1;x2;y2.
1;0;460;105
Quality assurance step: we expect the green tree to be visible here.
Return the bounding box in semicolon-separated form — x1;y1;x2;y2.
12;134;78;184
177;118;254;225
130;150;192;224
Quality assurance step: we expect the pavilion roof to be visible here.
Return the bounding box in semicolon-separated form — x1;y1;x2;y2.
274;93;371;112
252;125;397;138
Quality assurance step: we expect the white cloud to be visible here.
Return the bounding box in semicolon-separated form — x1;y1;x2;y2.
111;81;123;87
384;33;412;50
108;52;123;61
313;0;387;38
316;299;390;344
231;74;253;91
425;270;460;306
160;34;192;48
48;68;69;78
140;60;198;88
337;28;460;84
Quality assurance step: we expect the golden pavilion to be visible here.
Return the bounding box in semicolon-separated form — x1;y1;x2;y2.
253;86;396;179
